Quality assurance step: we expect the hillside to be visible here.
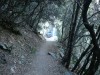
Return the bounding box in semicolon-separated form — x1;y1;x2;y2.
0;27;43;75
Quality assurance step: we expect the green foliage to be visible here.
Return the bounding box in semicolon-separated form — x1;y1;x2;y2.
31;47;36;54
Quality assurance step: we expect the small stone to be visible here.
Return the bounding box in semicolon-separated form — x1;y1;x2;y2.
18;61;22;64
11;66;15;73
48;52;56;59
21;55;25;59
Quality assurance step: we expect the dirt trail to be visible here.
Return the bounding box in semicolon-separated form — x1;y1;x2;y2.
24;41;66;75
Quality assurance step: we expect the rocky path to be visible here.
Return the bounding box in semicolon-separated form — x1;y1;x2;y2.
24;41;67;75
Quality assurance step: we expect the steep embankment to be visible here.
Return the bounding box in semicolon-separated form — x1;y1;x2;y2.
0;27;42;75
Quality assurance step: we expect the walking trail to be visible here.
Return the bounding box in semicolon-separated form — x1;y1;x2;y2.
24;41;67;75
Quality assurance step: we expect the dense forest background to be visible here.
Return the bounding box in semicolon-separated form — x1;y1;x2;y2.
0;0;100;75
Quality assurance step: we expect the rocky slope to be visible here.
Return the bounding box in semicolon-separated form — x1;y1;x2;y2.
0;27;43;75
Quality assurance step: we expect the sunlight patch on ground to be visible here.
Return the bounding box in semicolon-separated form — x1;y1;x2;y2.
45;36;58;41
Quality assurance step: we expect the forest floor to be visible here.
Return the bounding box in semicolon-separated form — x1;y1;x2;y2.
24;41;67;75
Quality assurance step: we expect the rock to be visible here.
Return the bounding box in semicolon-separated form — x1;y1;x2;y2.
48;52;56;59
11;67;15;73
0;52;7;64
0;43;11;53
14;60;17;64
21;55;25;59
0;43;7;50
59;52;64;58
11;65;16;73
18;61;22;64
